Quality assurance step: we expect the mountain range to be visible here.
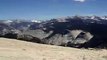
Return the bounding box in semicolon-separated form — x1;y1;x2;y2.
0;16;107;48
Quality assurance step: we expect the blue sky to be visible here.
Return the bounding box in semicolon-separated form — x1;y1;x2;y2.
0;0;107;20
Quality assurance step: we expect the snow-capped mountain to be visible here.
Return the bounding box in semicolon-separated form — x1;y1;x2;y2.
101;16;107;20
31;20;41;23
1;16;107;31
2;20;13;23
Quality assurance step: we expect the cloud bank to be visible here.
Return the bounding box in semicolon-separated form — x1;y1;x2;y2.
74;0;86;2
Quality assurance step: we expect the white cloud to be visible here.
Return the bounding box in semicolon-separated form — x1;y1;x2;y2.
74;0;86;2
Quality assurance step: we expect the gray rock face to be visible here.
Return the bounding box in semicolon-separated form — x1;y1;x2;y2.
17;29;93;48
0;23;12;36
17;33;41;43
18;29;53;39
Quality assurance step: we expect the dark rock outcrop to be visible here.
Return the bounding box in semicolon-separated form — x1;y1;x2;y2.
17;33;41;43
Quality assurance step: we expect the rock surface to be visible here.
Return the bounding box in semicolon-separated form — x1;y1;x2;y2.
0;38;107;60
